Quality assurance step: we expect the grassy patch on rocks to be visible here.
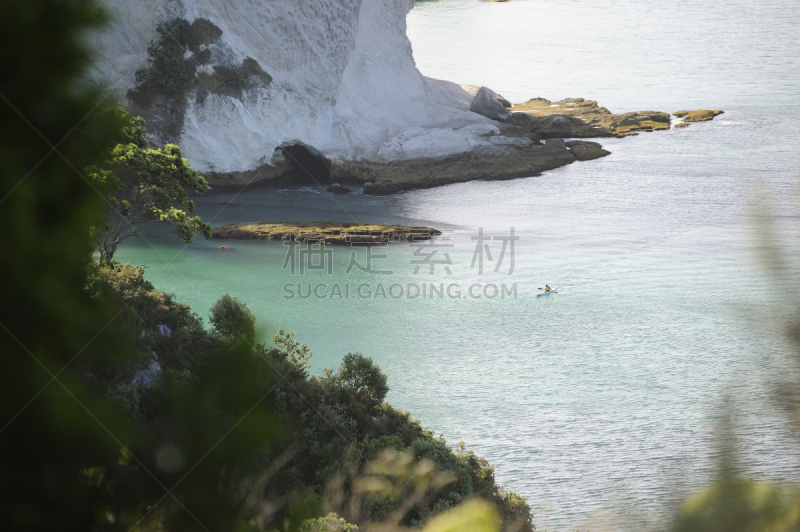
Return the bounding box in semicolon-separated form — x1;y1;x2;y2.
673;109;724;122
212;221;441;245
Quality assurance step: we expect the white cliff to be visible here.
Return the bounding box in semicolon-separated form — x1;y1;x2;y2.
89;0;499;178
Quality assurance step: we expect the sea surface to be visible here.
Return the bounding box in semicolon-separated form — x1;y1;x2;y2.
115;0;800;529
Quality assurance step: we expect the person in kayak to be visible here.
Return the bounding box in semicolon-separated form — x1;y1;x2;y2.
545;285;551;292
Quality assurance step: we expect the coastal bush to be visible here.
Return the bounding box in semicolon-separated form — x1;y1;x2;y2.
197;65;249;99
194;47;212;65
89;261;533;530
196;57;273;102
187;18;223;52
129;17;272;107
127;19;197;108
210;292;257;341
0;2;280;529
244;56;273;81
335;353;389;410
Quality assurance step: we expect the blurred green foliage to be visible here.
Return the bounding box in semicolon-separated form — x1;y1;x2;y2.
297;512;359;532
0;0;143;529
670;183;800;530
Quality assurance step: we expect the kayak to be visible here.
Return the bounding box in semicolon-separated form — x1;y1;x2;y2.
536;287;558;297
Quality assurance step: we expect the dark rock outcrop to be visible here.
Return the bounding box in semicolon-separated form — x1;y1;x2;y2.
326;183;352;194
566;141;611;161
470;86;512;122
334;139;577;195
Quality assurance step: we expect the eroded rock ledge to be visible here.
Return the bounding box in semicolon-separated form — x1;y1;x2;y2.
332;138;579;195
212;221;440;244
201;96;721;196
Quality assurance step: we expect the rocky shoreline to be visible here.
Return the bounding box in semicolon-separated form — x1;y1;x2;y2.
93;6;723;200
212;221;440;245
204;93;722;196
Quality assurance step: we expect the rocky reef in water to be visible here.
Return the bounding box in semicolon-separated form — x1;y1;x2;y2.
212;221;440;244
510;97;672;137
88;0;722;196
672;109;724;128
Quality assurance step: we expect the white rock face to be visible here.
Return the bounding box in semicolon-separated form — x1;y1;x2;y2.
133;352;162;389
89;0;502;176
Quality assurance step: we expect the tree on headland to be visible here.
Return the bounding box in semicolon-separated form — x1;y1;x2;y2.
88;106;211;261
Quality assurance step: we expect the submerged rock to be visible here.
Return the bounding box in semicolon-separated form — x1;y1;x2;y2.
212;222;440;244
326;183;352;194
530;114;600;139
470;86;513;122
566;141;611;161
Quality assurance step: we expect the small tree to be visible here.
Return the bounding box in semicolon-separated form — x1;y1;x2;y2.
88;107;211;261
273;326;313;373
335;353;389;410
210;292;256;341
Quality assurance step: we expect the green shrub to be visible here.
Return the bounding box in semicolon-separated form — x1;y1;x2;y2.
243;56;273;83
127;19;197;108
503;491;533;532
126;18;225;108
187;18;222;52
193;48;212;65
209;292;256;340
335;353;389;410
127;18;271;108
196;57;273;101
88;263;533;531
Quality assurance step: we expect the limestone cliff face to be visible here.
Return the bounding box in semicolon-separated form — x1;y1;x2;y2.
89;0;494;183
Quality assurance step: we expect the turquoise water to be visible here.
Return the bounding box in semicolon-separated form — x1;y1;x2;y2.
115;1;800;529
